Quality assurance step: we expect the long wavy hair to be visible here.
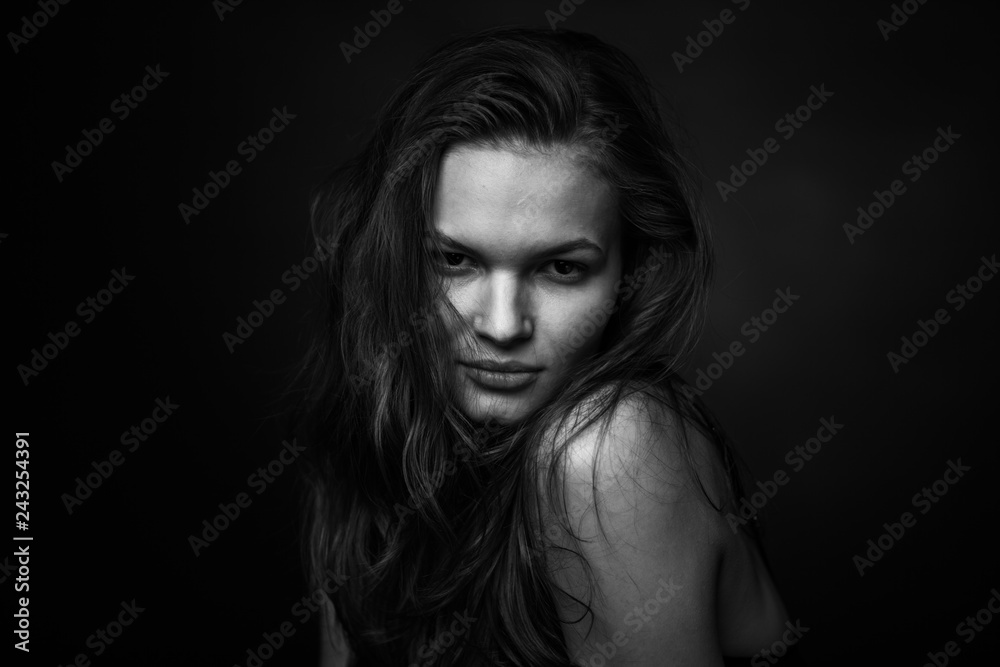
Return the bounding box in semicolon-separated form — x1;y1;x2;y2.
295;26;756;666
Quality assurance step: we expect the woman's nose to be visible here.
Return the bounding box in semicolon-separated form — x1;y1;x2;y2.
470;274;533;345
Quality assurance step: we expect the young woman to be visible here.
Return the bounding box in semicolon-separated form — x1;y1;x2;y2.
297;26;790;666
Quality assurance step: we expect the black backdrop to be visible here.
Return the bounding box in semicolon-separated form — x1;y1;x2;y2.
8;1;999;665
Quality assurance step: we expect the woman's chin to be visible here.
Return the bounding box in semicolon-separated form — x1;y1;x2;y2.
456;375;553;425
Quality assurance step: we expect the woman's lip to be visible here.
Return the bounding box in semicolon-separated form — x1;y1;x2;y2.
458;360;543;373
462;365;541;391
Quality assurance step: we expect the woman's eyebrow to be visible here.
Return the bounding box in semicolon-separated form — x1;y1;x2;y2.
425;231;605;259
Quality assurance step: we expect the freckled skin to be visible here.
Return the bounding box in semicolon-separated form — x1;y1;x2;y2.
430;144;622;425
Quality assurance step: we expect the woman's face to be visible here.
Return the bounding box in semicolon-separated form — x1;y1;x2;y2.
430;143;622;425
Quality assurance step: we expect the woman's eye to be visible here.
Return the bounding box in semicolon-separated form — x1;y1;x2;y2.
544;260;587;281
437;252;473;271
434;253;587;281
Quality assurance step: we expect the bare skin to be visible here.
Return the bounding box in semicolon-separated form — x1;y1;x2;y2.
541;387;789;665
428;143;622;425
319;144;789;665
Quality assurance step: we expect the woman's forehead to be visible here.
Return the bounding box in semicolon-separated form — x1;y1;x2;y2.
431;144;617;249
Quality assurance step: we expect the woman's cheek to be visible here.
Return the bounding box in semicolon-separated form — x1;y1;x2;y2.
436;285;472;333
556;310;601;357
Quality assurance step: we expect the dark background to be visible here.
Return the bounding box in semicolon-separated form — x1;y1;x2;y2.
7;0;998;665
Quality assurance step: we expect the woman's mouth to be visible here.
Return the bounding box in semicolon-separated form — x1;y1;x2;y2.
459;362;542;391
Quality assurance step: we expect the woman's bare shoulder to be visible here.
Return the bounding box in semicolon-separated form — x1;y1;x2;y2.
538;383;731;664
544;382;733;524
539;382;789;662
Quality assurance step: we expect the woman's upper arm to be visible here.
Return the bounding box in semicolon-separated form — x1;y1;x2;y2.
715;518;789;656
319;593;353;667
544;391;731;666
